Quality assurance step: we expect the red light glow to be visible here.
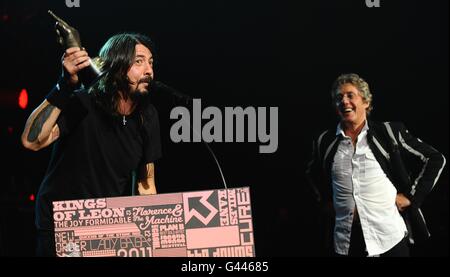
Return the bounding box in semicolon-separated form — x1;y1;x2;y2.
18;89;28;109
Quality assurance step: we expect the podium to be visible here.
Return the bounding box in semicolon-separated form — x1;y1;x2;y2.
53;187;255;257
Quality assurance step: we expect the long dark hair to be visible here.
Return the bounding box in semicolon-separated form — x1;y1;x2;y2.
89;33;156;118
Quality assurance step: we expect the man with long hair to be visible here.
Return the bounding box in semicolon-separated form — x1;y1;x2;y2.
21;33;162;256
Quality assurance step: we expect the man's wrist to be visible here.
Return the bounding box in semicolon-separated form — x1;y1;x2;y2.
46;77;79;109
60;75;82;90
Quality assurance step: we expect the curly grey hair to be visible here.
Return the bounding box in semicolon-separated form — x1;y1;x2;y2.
331;73;373;115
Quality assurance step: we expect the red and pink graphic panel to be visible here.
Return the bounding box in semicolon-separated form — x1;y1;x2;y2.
53;187;255;257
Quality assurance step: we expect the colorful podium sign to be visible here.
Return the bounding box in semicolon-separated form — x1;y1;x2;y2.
53;187;255;257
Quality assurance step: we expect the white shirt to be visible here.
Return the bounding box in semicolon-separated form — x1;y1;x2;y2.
332;121;407;256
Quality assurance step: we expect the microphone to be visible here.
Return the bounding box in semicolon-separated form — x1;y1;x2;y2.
152;81;193;105
152;81;228;189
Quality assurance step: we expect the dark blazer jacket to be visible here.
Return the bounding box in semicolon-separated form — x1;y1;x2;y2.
306;120;446;242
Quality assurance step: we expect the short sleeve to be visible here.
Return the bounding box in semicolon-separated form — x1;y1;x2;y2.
56;91;89;138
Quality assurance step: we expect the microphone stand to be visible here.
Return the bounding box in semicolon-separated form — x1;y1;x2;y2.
154;81;228;190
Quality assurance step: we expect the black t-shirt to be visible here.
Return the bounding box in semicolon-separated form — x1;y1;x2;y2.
36;90;162;231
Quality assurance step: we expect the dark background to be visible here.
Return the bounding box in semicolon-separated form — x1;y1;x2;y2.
0;0;448;256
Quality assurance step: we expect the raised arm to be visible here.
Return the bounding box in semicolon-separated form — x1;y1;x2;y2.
21;47;90;151
21;100;62;151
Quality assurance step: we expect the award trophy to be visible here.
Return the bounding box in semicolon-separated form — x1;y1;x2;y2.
48;10;102;87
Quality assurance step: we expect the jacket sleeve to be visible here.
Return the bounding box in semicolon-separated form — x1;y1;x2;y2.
396;123;446;207
306;131;333;205
306;138;322;204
